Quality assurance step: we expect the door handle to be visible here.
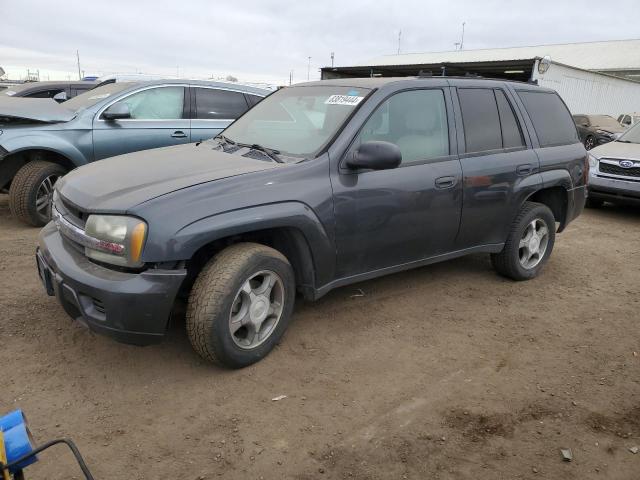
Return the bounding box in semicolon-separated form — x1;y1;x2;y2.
516;164;533;176
435;176;456;189
171;130;187;138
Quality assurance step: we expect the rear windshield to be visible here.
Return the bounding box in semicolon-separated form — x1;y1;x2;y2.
63;83;135;111
517;91;578;147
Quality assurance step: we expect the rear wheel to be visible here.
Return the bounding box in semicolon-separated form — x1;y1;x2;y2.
186;243;296;368
9;161;66;226
491;202;556;281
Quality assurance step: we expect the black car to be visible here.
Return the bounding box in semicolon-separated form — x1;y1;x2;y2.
1;81;96;102
37;77;587;368
572;114;625;150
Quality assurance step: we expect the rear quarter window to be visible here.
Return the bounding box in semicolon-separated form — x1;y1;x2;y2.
517;91;578;147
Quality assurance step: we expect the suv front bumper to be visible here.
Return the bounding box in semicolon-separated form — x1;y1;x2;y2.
589;169;640;206
37;222;187;346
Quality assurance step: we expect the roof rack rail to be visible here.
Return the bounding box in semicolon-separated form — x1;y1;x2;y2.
464;72;482;78
417;70;433;77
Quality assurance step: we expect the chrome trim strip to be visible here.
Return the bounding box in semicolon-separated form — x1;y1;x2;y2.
53;207;124;254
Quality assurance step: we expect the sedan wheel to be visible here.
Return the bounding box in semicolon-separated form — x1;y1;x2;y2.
35;174;60;219
585;136;595;150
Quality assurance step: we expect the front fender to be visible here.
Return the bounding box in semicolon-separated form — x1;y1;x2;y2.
142;201;336;287
1;133;89;167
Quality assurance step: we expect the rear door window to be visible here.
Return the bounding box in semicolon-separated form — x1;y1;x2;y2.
458;88;502;153
495;90;524;148
517;91;578;147
194;88;249;119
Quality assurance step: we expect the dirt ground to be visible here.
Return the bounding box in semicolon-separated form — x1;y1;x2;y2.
0;193;638;480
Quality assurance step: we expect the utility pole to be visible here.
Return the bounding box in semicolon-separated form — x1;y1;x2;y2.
331;52;335;68
76;50;81;80
397;30;402;54
289;70;293;85
460;22;466;50
307;56;311;80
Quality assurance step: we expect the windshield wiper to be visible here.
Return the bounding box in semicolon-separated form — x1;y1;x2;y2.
617;139;634;143
216;134;236;146
237;142;284;163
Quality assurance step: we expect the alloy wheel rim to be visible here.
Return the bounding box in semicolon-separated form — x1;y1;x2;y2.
585;137;594;150
35;174;59;219
228;270;285;350
518;218;550;269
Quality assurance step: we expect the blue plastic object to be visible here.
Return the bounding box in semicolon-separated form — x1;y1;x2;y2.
0;410;37;473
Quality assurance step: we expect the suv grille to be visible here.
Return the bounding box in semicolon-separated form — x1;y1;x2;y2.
599;162;640;178
58;196;88;227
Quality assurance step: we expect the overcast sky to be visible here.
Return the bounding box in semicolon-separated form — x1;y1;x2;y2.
1;0;638;85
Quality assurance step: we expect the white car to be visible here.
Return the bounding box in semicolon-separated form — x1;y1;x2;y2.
587;122;640;207
618;113;640;129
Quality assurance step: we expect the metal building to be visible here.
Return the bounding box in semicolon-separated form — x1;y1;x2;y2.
321;39;640;116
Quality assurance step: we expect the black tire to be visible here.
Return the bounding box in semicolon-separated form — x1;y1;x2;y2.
584;135;596;150
585;196;604;208
8;161;66;227
490;202;556;281
186;242;296;368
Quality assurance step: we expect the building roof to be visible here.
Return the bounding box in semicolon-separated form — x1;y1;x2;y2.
345;39;640;72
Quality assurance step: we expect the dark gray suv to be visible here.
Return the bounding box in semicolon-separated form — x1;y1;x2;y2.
37;77;587;368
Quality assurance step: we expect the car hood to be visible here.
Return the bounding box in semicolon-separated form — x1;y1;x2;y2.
592;124;625;134
0;96;76;123
57;143;281;212
590;140;640;159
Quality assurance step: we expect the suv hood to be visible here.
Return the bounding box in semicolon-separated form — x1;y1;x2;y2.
0;96;76;123
57;143;281;211
591;140;640;159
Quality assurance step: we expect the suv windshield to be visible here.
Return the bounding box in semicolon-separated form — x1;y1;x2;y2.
222;85;371;157
618;122;640;144
62;83;136;112
589;115;621;130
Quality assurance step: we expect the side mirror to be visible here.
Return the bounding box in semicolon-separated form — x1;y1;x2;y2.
52;91;67;102
102;103;131;121
346;141;402;171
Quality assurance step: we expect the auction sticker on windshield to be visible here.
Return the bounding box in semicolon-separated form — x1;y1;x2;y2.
325;94;364;106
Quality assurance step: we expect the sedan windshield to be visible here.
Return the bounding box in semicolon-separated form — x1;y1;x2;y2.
222;85;371;157
62;83;136;112
618;122;640;144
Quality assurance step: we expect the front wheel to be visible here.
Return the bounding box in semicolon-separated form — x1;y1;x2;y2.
9;161;66;226
584;135;596;150
491;202;556;281
186;243;296;368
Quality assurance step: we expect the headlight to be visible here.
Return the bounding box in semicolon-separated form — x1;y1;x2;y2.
588;153;598;169
84;215;147;268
